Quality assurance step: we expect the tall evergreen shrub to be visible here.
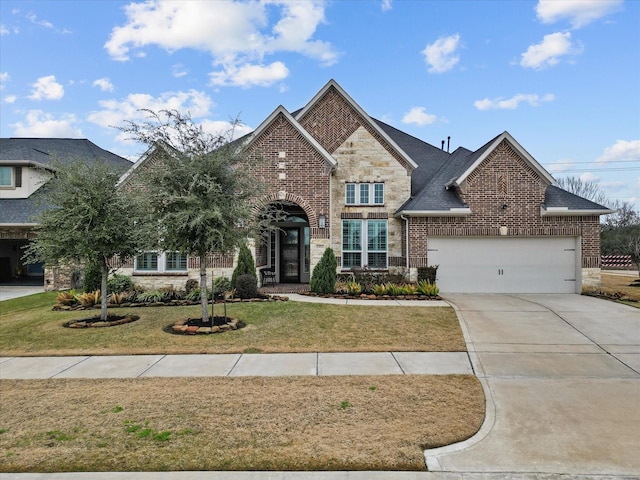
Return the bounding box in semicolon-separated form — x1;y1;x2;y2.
231;242;256;288
310;247;337;294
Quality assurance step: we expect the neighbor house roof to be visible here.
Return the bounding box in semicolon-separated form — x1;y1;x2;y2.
0;138;132;226
0;138;132;172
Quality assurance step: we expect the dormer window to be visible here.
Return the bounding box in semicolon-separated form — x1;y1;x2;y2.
345;183;384;205
0;166;21;188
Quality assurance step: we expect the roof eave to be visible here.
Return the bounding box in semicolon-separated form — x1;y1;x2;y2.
295;80;418;171
243;105;337;168
540;206;616;216
395;208;472;218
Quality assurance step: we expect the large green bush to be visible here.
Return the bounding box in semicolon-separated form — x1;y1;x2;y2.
310;247;337;294
235;274;258;299
231;242;256;288
107;273;134;293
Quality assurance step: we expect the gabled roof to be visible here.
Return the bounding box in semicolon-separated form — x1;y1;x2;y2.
242;105;337;168
450;131;555;188
542;185;614;216
0;188;49;225
296;80;418;171
0;138;132;172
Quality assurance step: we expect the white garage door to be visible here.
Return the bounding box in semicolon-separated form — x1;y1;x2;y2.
427;237;579;294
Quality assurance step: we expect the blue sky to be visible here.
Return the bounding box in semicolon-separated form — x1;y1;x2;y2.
1;0;638;207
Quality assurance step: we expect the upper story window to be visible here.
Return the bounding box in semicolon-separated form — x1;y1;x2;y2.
345;183;384;205
0;166;21;188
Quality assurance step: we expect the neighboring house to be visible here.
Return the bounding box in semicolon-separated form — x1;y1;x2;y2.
117;80;612;294
0;138;132;287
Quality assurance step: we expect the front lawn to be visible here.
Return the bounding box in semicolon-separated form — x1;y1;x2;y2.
0;293;464;356
0;375;484;472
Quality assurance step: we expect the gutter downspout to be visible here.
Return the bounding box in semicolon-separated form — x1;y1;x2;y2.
400;214;410;271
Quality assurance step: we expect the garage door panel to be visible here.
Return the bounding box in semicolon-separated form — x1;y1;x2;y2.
428;237;578;294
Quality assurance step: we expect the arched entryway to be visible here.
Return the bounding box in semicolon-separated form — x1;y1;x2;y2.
266;201;311;284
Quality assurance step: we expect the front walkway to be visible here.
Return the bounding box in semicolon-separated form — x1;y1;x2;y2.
0;351;472;379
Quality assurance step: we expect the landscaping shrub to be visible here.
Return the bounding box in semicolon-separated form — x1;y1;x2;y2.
310;247;337;294
236;273;258;299
417;266;438;283
346;281;362;295
232;242;257;288
107;274;134;293
185;278;199;294
83;257;102;293
213;276;232;299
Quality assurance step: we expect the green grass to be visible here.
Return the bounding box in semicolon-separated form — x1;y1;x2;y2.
0;293;464;355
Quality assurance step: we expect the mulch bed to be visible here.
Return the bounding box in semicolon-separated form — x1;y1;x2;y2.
300;292;442;301
166;316;246;335
64;314;140;328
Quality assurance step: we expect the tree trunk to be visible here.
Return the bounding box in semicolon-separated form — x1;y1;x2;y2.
200;252;209;322
100;258;109;321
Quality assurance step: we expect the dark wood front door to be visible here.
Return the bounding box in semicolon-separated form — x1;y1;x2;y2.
280;227;300;283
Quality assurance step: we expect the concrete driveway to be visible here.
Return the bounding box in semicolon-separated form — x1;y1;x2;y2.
425;294;640;476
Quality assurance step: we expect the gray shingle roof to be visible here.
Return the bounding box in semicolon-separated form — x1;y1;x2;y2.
544;185;611;211
0;187;49;224
0;138;132;172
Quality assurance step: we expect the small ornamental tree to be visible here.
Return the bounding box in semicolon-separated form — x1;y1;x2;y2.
231;242;256;288
310;247;337;294
25;160;143;321
119;110;278;323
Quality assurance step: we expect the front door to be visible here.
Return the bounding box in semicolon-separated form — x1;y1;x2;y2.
280;227;300;283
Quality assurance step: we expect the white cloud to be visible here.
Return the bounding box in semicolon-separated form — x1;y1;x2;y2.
210;61;289;88
474;93;555;110
422;33;461;73
28;75;64;100
580;172;600;183
200;119;253;141
104;0;338;87
0;72;8;90
26;12;53;29
10;110;82;137
536;0;623;29
596;139;640;164
381;0;393;12
87;89;214;137
0;24;9;35
520;32;579;70
402;107;437;126
546;158;574;174
3;95;17;104
93;77;114;92
172;64;188;78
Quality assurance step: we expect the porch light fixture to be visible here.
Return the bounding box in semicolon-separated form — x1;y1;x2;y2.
318;215;326;229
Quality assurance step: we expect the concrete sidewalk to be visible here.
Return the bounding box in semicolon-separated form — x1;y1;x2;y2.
0;351;473;379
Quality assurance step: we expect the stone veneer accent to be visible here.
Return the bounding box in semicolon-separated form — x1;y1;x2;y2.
330;126;411;270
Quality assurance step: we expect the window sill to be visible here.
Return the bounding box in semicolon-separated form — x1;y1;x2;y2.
133;272;188;276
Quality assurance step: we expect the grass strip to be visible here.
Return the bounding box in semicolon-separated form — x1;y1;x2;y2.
0;375;484;472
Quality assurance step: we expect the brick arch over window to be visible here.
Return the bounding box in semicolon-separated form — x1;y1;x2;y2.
258;191;318;228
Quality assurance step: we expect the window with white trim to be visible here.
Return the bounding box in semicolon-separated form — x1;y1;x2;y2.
345;183;384;205
0;167;13;187
135;252;188;273
341;220;388;269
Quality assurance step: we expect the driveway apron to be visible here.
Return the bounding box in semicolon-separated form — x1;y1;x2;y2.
425;293;640;476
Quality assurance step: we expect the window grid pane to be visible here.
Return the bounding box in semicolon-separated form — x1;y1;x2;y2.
342;220;362;269
0;167;12;186
166;252;187;271
345;184;355;204
374;183;384;204
359;184;369;204
136;253;158;271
